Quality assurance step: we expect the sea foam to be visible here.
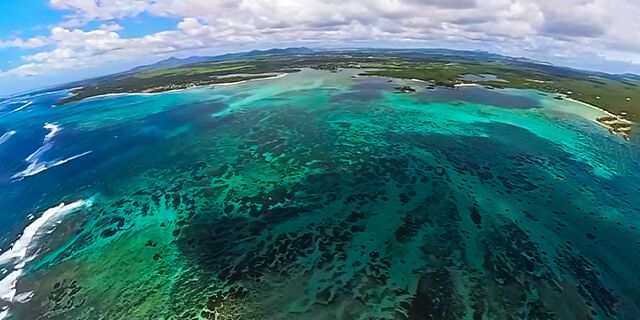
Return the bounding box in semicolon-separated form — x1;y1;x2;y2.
11;124;92;181
0;200;92;319
0;131;15;145
10;101;32;113
42;123;59;142
13;151;93;180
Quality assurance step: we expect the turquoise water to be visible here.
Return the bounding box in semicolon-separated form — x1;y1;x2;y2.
0;69;639;319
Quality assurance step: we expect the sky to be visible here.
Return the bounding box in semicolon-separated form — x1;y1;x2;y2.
1;0;640;96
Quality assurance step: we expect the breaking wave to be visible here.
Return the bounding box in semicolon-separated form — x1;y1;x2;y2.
10;101;32;113
0;131;15;145
11;124;92;181
0;200;92;319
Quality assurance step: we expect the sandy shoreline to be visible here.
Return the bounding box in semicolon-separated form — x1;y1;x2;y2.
77;88;194;101
454;83;481;88
69;73;290;102
565;97;616;119
562;96;633;139
215;73;288;86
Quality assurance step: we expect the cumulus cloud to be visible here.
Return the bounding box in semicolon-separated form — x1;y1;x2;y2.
539;0;608;37
4;22;207;77
0;37;49;49
1;0;640;78
50;0;151;25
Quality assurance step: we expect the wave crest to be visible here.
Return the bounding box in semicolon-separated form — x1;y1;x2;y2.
11;124;91;181
0;200;92;319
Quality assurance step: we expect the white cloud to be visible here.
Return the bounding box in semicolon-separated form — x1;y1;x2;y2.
1;0;640;79
50;0;151;25
100;23;124;32
3;22;209;77
0;37;49;49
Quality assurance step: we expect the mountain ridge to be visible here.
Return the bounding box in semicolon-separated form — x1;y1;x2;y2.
129;47;316;73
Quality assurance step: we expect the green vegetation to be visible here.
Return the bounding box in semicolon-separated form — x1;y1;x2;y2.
362;60;640;122
57;73;274;105
135;63;251;79
56;60;302;105
54;49;640;125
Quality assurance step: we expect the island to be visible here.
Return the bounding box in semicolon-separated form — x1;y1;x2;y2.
52;48;639;137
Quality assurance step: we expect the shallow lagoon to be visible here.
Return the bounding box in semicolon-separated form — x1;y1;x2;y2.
0;69;639;319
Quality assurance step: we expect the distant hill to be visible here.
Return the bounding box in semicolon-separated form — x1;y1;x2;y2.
622;73;640;81
130;47;315;73
104;47;640;84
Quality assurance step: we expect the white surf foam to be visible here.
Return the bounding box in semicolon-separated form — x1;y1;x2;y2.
12;151;92;180
24;143;52;164
10;101;32;113
12;124;92;181
0;200;92;319
0;131;15;145
42;123;59;142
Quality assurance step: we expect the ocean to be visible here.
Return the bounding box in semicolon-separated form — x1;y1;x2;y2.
0;69;639;319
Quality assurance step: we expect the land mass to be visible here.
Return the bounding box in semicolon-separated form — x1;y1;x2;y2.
52;48;639;137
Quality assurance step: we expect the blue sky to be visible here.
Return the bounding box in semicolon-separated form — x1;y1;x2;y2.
2;0;640;96
0;2;59;71
0;1;187;95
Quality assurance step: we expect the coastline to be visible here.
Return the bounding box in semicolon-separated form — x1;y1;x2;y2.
564;97;618;119
454;83;481;88
71;87;197;102
563;96;633;139
215;73;288;86
60;73;290;104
